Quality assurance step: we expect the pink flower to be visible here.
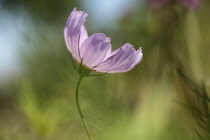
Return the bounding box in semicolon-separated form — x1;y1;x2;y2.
64;8;143;74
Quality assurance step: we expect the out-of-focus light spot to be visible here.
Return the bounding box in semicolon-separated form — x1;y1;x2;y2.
0;8;29;83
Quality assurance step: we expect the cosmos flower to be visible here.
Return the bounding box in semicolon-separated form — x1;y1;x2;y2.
64;8;143;74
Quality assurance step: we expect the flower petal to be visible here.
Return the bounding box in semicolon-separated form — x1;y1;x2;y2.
79;25;88;48
94;43;135;71
80;33;111;67
107;47;143;73
64;8;88;61
94;44;143;73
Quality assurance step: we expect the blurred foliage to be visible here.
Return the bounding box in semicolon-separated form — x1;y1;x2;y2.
1;0;78;22
1;0;210;140
19;81;74;138
176;65;210;139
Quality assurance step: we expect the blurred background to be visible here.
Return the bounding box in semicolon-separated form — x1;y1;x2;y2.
0;0;210;139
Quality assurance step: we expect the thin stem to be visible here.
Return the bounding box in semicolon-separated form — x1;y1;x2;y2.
76;75;93;140
202;89;210;136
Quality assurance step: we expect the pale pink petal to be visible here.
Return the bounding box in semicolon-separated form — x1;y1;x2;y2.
106;48;143;73
64;8;88;61
94;43;134;70
94;44;143;73
80;33;111;67
79;25;88;49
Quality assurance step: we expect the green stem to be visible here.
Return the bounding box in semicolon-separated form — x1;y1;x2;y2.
76;75;93;140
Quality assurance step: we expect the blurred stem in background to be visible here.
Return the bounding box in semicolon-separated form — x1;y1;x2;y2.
175;12;210;139
148;0;210;139
176;65;210;139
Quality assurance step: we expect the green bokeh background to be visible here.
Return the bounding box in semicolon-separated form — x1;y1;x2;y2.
0;0;210;139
